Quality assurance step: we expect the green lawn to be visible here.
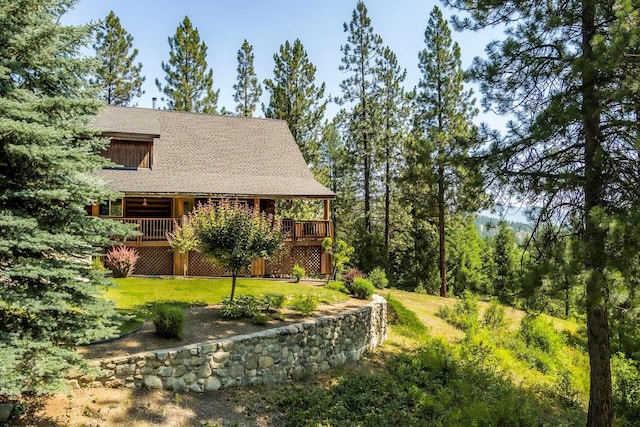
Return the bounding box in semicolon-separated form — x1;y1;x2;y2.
105;277;349;309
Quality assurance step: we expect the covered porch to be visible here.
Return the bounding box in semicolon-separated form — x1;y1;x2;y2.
94;195;333;277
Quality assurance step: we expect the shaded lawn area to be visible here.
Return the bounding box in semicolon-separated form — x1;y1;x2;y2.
105;277;349;310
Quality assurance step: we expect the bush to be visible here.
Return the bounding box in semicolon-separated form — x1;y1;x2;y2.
437;291;480;334
483;300;509;329
351;277;375;300
342;267;365;292
152;304;185;339
91;256;107;271
612;353;640;422
288;294;319;316
105;246;139;278
292;264;305;282
519;315;563;354
324;281;350;294
221;295;261;319
261;293;286;312
251;314;269;325
368;267;389;289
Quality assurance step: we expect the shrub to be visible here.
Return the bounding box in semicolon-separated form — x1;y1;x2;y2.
221;295;261;319
105;246;139;278
612;353;640;422
342;267;365;292
350;277;375;299
152;304;185;339
288;294;319;316
324;281;350;294
261;293;286;312
292;264;305;282
483;300;509;330
91;256;107;271
368;267;389;289
519;315;563;354
437;291;480;334
251;314;269;325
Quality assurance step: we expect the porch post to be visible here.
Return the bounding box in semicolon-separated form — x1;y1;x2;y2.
323;199;330;221
172;197;186;276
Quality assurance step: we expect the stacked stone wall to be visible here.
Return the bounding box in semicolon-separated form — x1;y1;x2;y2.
72;295;387;392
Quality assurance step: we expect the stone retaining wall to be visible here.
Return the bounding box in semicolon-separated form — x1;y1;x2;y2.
72;295;387;392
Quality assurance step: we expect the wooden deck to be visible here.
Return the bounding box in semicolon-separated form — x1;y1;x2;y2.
118;218;332;246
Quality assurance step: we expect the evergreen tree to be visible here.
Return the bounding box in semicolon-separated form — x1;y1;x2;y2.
156;16;219;113
445;0;640;421
491;221;520;303
0;0;130;398
233;39;261;117
92;11;145;106
337;1;383;235
375;46;409;265
411;6;484;297
264;39;326;167
447;217;489;295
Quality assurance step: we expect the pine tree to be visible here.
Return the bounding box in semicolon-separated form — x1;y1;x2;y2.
375;46;408;266
233;40;261;117
444;0;640;422
337;1;383;235
412;6;483;297
93;11;145;106
491;221;520;303
156;16;219;113
264;39;326;166
0;0;130;398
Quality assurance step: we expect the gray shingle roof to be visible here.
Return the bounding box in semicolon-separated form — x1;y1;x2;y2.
91;106;334;199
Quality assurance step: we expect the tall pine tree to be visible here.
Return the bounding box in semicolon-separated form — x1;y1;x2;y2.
375;46;409;266
264;39;326;167
444;0;640;423
233;39;261;117
338;1;383;235
412;6;483;297
0;0;130;398
156;16;219;113
93;11;145;106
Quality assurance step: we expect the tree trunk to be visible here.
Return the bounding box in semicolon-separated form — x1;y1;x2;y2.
384;129;391;263
583;1;612;424
438;164;447;297
230;272;238;301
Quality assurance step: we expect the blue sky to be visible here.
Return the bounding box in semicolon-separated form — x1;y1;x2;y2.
64;0;506;126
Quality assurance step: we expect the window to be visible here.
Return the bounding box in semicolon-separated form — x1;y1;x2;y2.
99;199;123;217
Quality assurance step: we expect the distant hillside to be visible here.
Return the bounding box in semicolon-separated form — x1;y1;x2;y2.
475;215;532;244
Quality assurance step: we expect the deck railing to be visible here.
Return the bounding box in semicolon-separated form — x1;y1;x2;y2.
116;218;332;244
119;218;178;245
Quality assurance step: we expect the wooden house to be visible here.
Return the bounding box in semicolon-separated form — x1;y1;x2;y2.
90;106;334;277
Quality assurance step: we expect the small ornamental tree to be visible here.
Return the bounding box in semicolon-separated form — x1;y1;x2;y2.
167;216;198;277
178;200;284;300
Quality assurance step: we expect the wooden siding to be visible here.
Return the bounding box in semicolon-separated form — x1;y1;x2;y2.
125;197;172;218
102;140;153;168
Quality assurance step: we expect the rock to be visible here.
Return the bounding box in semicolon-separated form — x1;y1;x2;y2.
167;377;187;392
0;403;13;422
197;363;212;378
143;375;163;390
258;356;274;369
204;377;221;391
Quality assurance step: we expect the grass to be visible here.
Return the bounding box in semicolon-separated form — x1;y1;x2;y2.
280;292;588;426
105;277;349;310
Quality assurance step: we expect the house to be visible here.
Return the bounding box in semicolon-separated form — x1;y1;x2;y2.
90;106;334;277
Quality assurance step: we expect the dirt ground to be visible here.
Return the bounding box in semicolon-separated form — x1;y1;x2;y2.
12;298;370;427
